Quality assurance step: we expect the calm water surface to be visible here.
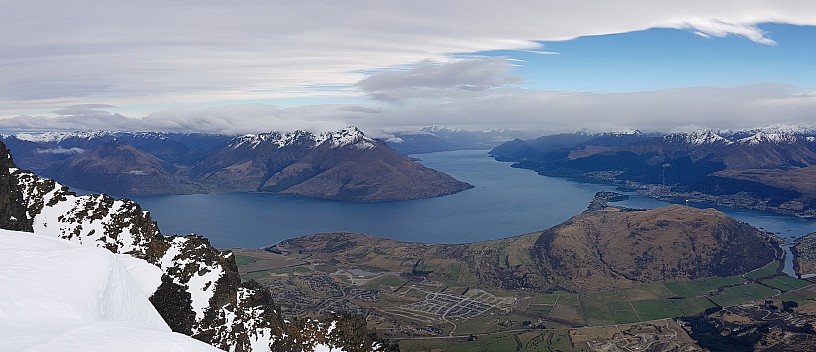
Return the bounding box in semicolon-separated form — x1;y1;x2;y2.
131;150;816;275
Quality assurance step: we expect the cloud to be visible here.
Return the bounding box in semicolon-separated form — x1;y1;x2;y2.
1;0;815;115
0;104;359;135
675;19;776;45
356;84;816;133
358;58;521;101
2;85;814;135
35;147;85;155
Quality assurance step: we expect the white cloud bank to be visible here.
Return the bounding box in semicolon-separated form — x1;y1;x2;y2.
1;0;815;131
1;84;813;135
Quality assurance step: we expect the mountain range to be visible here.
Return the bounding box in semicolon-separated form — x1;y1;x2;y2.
490;124;816;217
0;140;397;352
382;126;544;155
1;127;472;201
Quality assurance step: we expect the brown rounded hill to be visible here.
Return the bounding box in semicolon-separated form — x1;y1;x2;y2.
272;203;780;293
533;205;779;291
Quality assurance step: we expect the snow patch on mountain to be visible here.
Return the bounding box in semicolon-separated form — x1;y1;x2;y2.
315;126;376;149
14;170;155;254
0;229;220;352
604;129;643;136
232;126;376;150
738;131;800;145
160;236;224;320
15;131;113;143
665;129;732;146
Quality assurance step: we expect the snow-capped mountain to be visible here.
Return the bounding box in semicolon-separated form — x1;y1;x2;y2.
1;127;470;201
665;129;733;146
0;131;230;172
719;123;816;139
737;131;801;145
190;127;472;201
0;141;395;351
230;127;376;150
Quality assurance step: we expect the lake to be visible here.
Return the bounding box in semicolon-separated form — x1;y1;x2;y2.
131;150;816;275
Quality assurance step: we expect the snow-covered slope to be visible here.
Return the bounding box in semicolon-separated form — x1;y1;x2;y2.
737;131;801;145
230;126;376;150
8;166;284;350
0;141;385;352
0;229;220;352
664;129;732;146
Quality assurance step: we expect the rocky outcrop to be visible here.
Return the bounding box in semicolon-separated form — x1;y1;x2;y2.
0;143;32;232
0;140;393;351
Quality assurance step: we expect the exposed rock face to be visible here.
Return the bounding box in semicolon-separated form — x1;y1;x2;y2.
0;143;32;232
5;165;281;350
0;141;393;352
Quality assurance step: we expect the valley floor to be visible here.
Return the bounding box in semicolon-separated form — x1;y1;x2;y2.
232;248;816;351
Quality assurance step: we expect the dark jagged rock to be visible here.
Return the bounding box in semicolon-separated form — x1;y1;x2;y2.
0;140;394;351
0;143;32;232
150;276;196;334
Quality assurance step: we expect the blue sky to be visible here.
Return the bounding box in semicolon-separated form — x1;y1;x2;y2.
1;1;815;134
482;24;816;92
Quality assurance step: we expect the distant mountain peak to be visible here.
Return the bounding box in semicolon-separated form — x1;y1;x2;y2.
750;123;816;135
314;126;376;149
15;131;113;143
231;126;376;150
738;131;800;145
602;129;642;136
666;129;732;146
420;125;467;134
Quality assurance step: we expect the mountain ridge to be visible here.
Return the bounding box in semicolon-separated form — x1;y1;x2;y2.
490;125;816;218
1;127;472;201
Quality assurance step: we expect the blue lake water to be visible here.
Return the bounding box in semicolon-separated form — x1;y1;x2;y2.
130;150;816;275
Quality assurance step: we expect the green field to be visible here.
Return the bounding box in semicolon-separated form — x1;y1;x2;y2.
580;297;614;325
709;283;778;307
606;301;641;324
761;275;812;292
744;261;782;280
363;275;407;289
234;254;261;266
400;335;518;352
670;297;718;315
398;330;581;352
663;276;746;297
778;286;816;303
530;294;561;305
630;299;685;321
